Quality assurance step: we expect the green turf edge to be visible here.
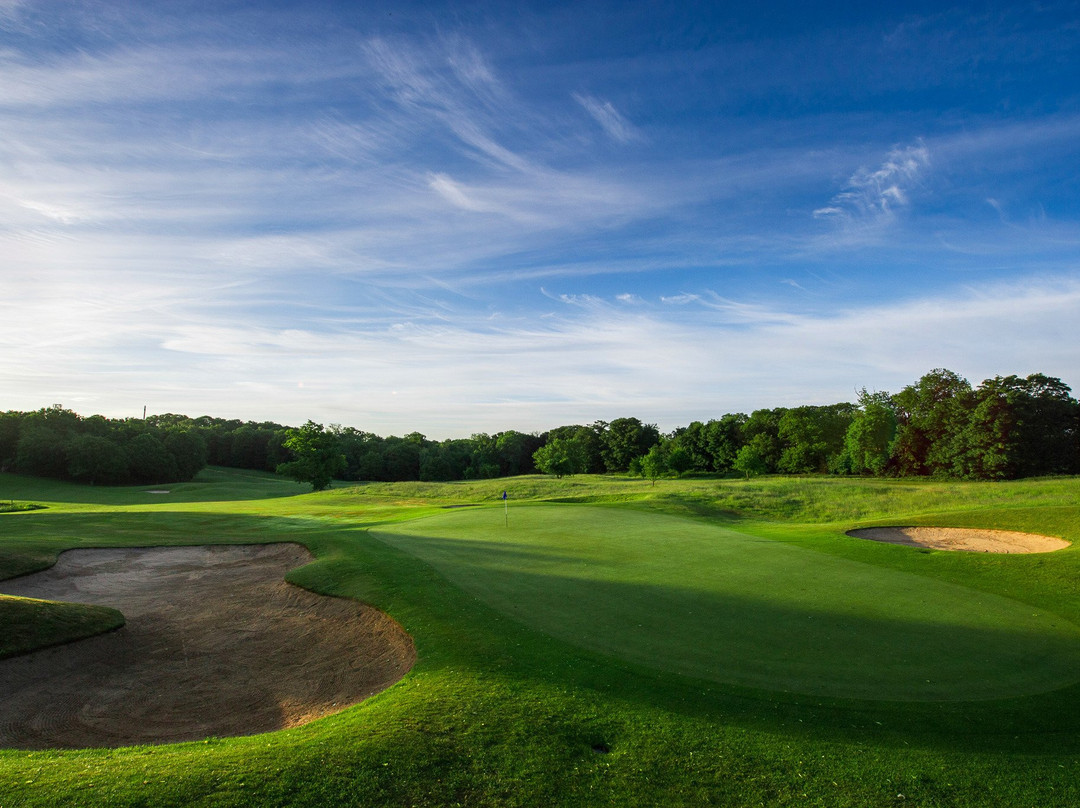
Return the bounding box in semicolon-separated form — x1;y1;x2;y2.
0;502;46;514
0;594;125;659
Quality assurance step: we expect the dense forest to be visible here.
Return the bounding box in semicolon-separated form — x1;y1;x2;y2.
2;369;1077;488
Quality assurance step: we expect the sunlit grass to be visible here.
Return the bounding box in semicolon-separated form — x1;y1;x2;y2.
375;504;1080;700
2;468;1080;806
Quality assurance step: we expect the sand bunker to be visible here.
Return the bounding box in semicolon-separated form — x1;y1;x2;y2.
847;526;1070;554
0;543;415;749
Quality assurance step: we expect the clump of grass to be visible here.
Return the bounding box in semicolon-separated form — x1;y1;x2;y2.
0;595;125;659
0;502;45;514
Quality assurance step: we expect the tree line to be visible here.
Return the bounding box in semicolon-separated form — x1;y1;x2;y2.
652;369;1079;482
2;369;1077;488
0;408;211;486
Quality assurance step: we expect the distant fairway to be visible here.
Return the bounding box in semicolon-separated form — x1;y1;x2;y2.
375;504;1080;701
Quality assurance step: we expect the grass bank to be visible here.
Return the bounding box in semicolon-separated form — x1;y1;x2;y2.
0;595;125;659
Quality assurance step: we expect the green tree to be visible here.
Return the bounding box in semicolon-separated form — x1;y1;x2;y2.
495;430;542;476
126;433;179;484
704;413;747;473
547;424;606;473
381;434;424;481
336;428;383;480
23;405;81;436
276;421;346;491
740;409;786;473
890;369;972;476
15;426;69;478
420;439;473;481
229;425;274;471
666;444;693;477
164;430;208;481
669;422;710;473
956;374;1080;479
465;433;501;479
533;437;587;478
67;435;128;485
1009;374;1080;476
838;391;898;476
601;417;660;473
639;443;669;485
733;444;768;479
777;404;856;473
0;411;21;470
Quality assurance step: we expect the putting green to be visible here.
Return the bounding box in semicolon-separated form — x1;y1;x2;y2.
373;504;1080;701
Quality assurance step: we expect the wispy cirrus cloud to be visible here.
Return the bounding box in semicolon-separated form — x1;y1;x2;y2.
5;264;1077;435
0;30;675;287
573;93;642;143
814;141;930;226
362;36;535;173
3;2;1078;435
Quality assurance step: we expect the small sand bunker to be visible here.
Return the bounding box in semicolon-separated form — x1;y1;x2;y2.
0;543;415;749
848;526;1070;554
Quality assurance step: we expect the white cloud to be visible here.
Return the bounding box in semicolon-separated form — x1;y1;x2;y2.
573;93;641;143
660;293;699;305
0;0;28;26
2;9;1077;437
4;261;1077;436
428;172;490;213
814;140;930;226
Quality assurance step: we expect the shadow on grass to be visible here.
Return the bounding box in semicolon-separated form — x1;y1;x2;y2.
0;510;330;580
4;509;1080;756
356;526;1080;754
0;468;303;506
369;529;1080;703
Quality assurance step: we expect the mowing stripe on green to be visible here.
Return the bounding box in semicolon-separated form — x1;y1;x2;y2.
374;504;1080;701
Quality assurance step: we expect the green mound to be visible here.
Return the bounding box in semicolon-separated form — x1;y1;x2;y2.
0;502;45;514
376;504;1080;701
0;594;125;659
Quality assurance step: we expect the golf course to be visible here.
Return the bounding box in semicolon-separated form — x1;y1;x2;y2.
2;468;1080;806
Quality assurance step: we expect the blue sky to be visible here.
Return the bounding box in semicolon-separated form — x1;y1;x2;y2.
2;1;1079;437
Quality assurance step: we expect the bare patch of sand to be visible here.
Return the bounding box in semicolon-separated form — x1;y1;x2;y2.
847;526;1070;554
0;543;415;749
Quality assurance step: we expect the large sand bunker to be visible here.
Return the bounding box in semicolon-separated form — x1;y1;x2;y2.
0;543;415;749
847;526;1070;554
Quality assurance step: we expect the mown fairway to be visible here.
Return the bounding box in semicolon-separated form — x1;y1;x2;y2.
2;469;1080;806
375;505;1080;701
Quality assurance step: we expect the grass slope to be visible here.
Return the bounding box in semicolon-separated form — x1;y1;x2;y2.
374;504;1080;700
2;470;1080;806
0;595;125;659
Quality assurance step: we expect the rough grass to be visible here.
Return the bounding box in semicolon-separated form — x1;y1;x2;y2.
311;472;1080;525
2;469;1080;806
